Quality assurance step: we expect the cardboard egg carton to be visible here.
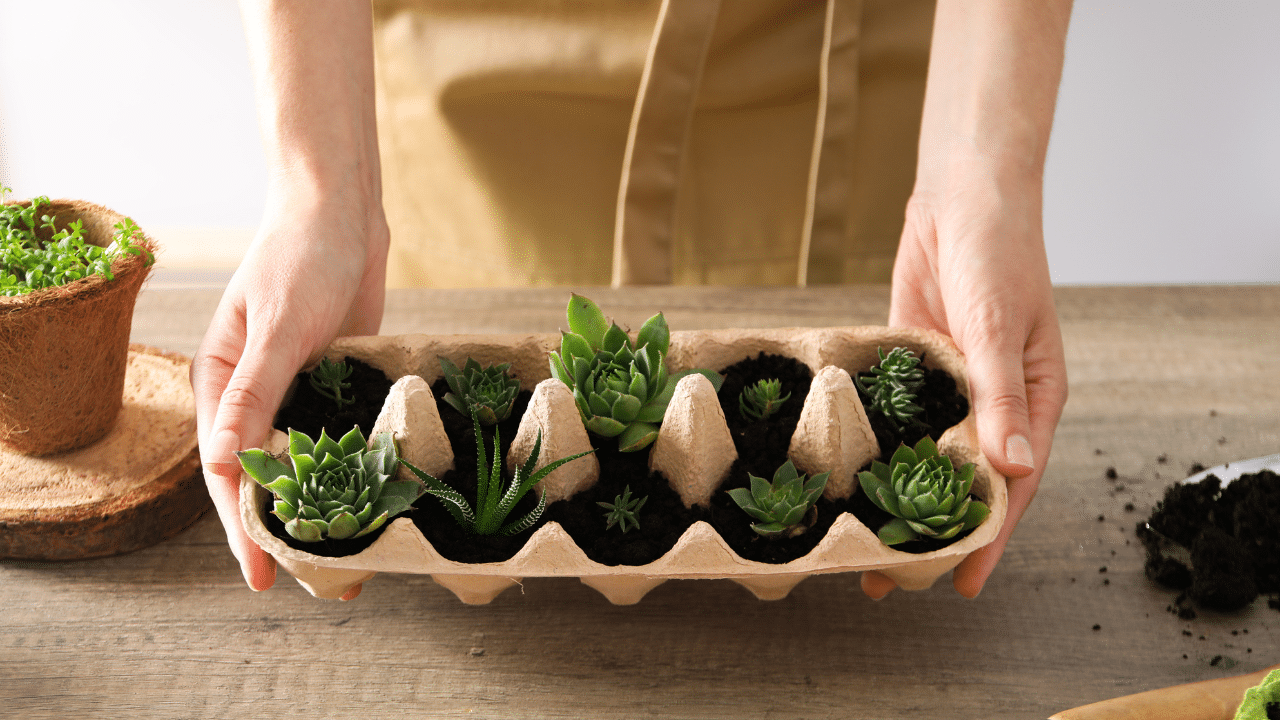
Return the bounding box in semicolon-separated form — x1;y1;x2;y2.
240;327;1007;605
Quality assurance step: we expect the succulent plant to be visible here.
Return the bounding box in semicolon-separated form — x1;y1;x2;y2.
727;460;830;539
855;346;925;432
439;356;519;426
405;414;594;536
738;377;791;422
308;357;355;409
548;293;723;452
857;436;989;545
597;485;648;534
237;426;424;543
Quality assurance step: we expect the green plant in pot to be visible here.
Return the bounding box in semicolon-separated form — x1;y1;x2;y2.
855;346;926;432
857;436;989;546
0;189;157;455
438;356;519;427
548;293;723;452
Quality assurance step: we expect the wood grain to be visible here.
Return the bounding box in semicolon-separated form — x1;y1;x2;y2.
3;284;1276;719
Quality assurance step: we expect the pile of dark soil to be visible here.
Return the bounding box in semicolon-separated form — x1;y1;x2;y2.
1137;470;1280;612
273;358;393;440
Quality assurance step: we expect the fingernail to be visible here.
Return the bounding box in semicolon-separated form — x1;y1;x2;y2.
1006;434;1034;470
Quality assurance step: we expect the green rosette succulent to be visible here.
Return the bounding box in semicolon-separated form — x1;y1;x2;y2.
855;346;925;432
548;293;723;452
727;460;829;539
439;356;519;426
857;436;989;545
598;485;648;534
237;426;425;543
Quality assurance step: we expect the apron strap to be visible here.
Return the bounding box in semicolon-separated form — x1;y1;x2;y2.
799;0;861;287
611;0;722;286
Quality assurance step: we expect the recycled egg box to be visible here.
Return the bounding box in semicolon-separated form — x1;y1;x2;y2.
239;326;1007;605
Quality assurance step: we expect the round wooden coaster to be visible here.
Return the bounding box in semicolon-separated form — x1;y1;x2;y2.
0;345;210;560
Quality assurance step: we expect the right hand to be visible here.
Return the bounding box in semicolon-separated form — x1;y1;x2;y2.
190;191;388;594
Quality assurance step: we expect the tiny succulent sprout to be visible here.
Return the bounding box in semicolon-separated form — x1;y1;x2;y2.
309;357;355;409
548;293;723;452
739;378;791;422
857;436;989;546
236;426;425;543
597;485;648;533
727;460;829;539
439;356;519;426
404;414;595;536
855;346;926;432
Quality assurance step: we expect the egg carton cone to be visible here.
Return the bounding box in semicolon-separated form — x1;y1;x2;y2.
240;327;1007;605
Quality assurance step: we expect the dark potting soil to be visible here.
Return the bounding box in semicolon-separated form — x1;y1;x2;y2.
273;358;394;440
541;432;701;566
1267;701;1280;720
716;352;813;479
408;380;537;564
854;364;969;460
1137;470;1280;612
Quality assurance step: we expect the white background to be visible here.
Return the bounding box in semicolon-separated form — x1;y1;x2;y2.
1;0;1277;282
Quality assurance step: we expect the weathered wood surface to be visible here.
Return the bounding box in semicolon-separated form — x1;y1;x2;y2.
3;283;1277;719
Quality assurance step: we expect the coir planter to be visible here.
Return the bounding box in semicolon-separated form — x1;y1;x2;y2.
0;200;156;456
241;326;1007;605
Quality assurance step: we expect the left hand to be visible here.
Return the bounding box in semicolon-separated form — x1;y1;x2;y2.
862;173;1069;599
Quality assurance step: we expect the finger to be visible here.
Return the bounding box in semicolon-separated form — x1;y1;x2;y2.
861;571;898;600
340;584;363;601
952;472;1038;598
962;313;1037;482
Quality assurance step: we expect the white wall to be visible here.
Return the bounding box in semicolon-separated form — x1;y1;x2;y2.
2;0;1277;282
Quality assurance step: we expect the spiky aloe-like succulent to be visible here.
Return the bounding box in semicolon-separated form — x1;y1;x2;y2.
598;485;648;533
237;427;424;543
308;357;355;409
727;460;830;539
739;378;791;422
439;356;519;426
548;294;723;452
404;415;594;536
855;346;925;432
857;436;989;545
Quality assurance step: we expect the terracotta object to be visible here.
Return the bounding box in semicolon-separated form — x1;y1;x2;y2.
240;327;1007;604
0;345;208;560
0;199;156;455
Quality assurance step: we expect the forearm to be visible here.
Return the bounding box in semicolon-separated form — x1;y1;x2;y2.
238;0;383;222
916;0;1072;197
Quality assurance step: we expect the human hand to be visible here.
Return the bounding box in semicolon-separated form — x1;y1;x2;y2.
861;176;1068;600
191;196;388;597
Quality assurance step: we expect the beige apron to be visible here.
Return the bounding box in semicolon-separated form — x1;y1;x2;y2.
373;0;933;288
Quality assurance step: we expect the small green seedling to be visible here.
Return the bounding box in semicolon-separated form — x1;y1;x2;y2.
439;356;519;426
597;485;648;533
857;436;989;545
855;346;925;432
727;460;829;539
739;378;791;422
309;357;355;409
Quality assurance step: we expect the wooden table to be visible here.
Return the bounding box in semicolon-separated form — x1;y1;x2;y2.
4;282;1278;719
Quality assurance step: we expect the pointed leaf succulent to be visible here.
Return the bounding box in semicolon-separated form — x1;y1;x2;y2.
855;346;926;432
308;357;355;409
548;293;723;452
857;436;990;545
439;356;520;426
404;414;595;536
237;426;425;543
738;377;791;422
726;460;829;539
597;485;648;533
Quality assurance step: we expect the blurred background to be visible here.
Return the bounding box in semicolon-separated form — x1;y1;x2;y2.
0;0;1276;284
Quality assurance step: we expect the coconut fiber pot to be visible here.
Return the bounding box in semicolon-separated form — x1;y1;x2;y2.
242;327;1007;605
0;199;156;456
